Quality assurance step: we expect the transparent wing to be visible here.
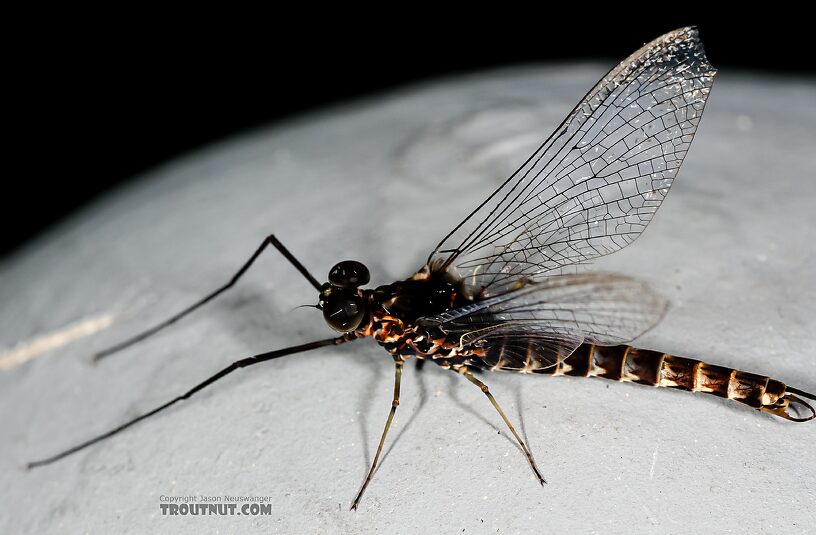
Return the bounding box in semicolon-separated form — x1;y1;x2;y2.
427;27;716;298
417;273;667;369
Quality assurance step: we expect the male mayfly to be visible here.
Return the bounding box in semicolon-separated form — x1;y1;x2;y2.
28;27;815;510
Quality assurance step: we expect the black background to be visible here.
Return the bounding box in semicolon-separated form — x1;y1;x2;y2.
6;15;812;259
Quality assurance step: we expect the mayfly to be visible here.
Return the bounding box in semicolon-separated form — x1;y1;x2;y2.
28;27;815;510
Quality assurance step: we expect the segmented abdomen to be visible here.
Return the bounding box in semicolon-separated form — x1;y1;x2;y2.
479;342;814;421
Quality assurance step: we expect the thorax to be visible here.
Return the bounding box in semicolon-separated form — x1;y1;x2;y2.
355;267;472;357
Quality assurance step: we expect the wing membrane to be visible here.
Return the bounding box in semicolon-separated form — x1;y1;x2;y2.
427;27;716;298
418;273;667;368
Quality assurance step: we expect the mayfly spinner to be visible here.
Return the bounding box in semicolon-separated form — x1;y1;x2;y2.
27;27;815;510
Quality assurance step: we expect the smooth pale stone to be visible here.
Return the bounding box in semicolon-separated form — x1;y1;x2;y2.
1;65;814;534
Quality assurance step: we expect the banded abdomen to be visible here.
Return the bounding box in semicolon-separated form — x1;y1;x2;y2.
481;342;815;422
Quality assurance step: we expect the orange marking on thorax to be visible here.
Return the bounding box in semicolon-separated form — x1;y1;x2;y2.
371;315;407;345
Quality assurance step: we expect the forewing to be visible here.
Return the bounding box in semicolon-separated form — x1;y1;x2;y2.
417;273;667;369
427;27;716;298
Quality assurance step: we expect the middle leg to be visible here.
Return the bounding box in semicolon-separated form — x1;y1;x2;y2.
351;357;404;510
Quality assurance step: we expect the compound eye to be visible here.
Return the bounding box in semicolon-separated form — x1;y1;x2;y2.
328;260;370;288
323;293;366;332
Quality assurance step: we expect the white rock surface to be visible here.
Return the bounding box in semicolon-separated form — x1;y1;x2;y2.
1;65;815;534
